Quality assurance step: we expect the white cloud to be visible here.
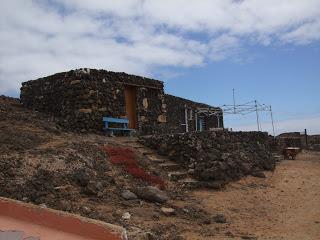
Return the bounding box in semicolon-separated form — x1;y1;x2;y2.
281;20;320;44
209;34;240;61
1;0;320;94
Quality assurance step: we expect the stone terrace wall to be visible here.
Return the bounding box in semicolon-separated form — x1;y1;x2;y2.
139;131;276;182
164;94;223;133
21;69;167;134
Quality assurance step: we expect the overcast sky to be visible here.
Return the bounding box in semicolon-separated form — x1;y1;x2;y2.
1;0;319;134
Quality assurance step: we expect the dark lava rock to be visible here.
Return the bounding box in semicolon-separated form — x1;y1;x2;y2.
202;218;211;225
251;171;266;178
135;186;169;203
121;190;137;200
201;181;225;189
213;214;227;223
241;235;257;240
83;181;104;196
73;169;90;187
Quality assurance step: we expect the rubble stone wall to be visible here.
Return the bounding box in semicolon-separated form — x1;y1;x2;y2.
277;137;303;150
164;94;223;134
309;135;320;151
21;69;167;134
139;131;276;182
274;132;320;151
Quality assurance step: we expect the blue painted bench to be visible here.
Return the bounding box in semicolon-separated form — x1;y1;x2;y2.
103;117;134;136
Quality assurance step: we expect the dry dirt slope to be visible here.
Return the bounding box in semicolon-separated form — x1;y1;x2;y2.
1;96;320;240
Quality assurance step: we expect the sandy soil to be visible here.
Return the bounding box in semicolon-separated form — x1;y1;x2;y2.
187;151;320;240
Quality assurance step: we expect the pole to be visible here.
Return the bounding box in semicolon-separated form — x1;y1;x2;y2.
184;105;189;132
255;100;260;131
270;105;275;136
305;129;308;149
233;88;236;114
195;111;198;131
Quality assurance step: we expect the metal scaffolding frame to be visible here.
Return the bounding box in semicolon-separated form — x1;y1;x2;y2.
181;89;276;135
220;89;275;135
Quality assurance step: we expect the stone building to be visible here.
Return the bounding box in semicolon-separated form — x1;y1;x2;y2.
20;68;223;135
164;94;223;133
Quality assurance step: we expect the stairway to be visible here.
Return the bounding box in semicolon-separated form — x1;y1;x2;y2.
112;137;199;188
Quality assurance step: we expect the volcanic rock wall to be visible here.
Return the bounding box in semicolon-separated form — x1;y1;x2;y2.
140;131;276;182
164;94;223;133
21;69;167;134
309;135;320;151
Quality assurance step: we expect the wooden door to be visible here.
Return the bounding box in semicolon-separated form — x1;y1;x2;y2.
124;86;137;129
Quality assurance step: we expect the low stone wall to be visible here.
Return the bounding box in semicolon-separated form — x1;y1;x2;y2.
139;131;276;182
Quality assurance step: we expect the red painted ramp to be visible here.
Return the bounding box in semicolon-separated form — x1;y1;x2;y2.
0;197;127;240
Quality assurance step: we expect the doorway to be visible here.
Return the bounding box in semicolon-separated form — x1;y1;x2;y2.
198;118;205;132
124;85;137;129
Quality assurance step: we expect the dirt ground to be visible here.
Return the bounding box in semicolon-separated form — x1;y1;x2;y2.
187;151;320;240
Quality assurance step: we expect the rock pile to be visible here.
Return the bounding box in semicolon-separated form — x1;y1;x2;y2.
139;131;276;182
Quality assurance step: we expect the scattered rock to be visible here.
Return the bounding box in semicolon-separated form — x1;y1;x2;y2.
202;181;224;189
202;218;211;225
251;171;266;178
241;235;257;240
59;200;72;211
81;206;91;214
152;213;160;220
122;212;131;220
83;181;101;196
39;203;47;208
213;214;227;223
73;169;90;187
142;232;157;240
225;231;235;237
161;207;175;216
135;186;169;203
121;190;138;200
169;235;185;240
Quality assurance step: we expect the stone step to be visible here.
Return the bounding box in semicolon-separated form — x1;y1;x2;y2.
131;146;146;150
132;145;144;148
159;163;181;171
178;178;200;188
121;139;139;143
149;158;166;164
147;155;166;163
168;171;188;181
141;151;154;156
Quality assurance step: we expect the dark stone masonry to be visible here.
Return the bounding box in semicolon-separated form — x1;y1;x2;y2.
21;69;167;135
139;131;276;182
164;94;223;134
20;68;222;135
